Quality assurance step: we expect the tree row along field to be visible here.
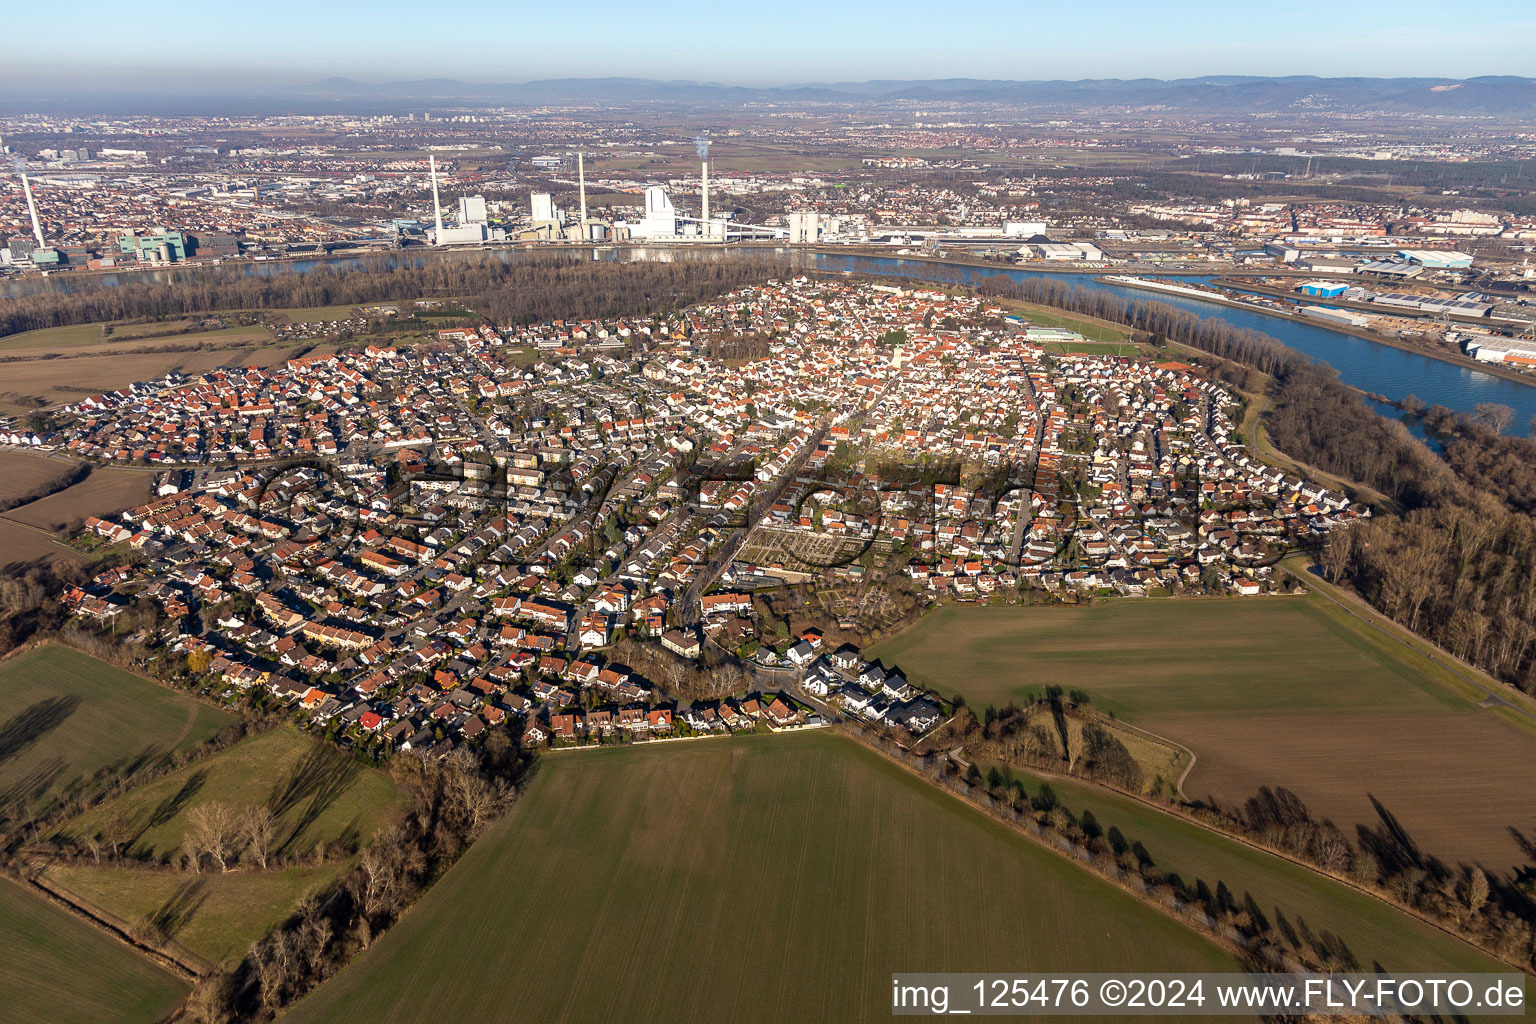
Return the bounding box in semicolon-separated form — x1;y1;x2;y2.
869;597;1536;872
974;761;1505;976
283;732;1244;1024
42;725;409;967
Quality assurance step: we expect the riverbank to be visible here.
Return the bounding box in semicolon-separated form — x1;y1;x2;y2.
1107;273;1536;386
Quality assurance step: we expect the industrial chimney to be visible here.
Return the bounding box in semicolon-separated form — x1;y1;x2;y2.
578;151;588;239
21;172;46;248
429;155;444;245
701;159;709;239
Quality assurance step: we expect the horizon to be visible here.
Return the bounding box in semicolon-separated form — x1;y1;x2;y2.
5;0;1536;91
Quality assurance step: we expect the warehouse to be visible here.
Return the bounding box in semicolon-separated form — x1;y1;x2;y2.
1397;249;1474;270
1297;281;1348;298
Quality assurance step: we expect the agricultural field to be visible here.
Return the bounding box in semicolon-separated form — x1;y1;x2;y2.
285;732;1240;1024
0;321;272;353
869;596;1536;870
981;763;1505;975
0;876;188;1024
0;644;235;822
0;518;89;570
43;863;349;968
0;334;304;415
56;725;407;864
0;450;76;507
7;465;152;531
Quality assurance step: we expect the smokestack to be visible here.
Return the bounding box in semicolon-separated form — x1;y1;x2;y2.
577;151;588;236
702;160;709;239
20;172;45;248
429;155;444;245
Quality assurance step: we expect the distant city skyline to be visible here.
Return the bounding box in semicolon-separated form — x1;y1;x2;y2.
4;0;1536;92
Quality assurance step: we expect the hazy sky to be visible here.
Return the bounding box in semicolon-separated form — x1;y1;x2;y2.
5;0;1535;89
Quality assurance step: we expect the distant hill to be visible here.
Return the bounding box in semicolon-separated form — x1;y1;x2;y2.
295;74;1536;116
4;75;1533;117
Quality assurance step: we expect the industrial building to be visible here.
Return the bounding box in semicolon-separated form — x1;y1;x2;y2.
1462;335;1536;367
1397;249;1474;270
118;230;188;262
1371;291;1493;317
1298;280;1348;298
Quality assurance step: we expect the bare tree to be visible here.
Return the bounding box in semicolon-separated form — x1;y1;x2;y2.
242;805;278;870
1465;867;1489;917
1474;402;1515;434
1319;528;1354;583
186;801;238;873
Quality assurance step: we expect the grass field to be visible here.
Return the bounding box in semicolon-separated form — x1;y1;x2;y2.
1008;304;1134;344
7;466;151;531
0;645;234;821
869;596;1536;870
43;862;349;967
285;733;1240;1024
980;763;1504;974
0;875;187;1024
57;725;407;863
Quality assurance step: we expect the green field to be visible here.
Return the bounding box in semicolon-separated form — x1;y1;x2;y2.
57;725;406;863
285;732;1240;1024
981;763;1504;974
870;596;1465;719
44;863;348;968
0;876;187;1024
869;597;1536;869
0;645;235;821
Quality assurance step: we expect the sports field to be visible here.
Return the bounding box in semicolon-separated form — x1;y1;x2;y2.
981;763;1503;974
0;875;187;1024
0;645;235;821
57;725;407;862
285;733;1240;1024
869;597;1536;869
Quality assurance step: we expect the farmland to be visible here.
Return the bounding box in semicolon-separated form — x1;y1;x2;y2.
0;645;235;821
0;450;77;508
0;518;90;569
980;762;1505;974
56;725;407;863
0;876;188;1024
869;597;1536;869
285;732;1240;1024
7;465;152;531
0;330;305;415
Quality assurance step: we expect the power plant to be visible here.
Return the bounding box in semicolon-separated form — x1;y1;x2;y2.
428;154;502;245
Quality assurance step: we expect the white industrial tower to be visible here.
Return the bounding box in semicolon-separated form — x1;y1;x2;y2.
20;170;46;248
429;155;444;245
577;151;588;232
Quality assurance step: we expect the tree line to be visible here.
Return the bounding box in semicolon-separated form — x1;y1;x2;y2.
0;252;794;338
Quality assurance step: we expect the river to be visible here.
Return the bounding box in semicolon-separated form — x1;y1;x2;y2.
5;245;1534;435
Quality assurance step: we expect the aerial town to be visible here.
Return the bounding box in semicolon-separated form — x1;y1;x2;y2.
5;56;1536;1024
15;279;1357;756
